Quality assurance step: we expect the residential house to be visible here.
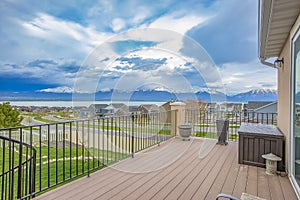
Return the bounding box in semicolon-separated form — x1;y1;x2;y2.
72;106;89;119
206;102;217;112
102;103;129;116
243;101;276;112
184;99;207;110
243;101;277;122
129;106;139;113
88;104;108;117
160;100;177;123
259;0;300;196
138;104;160;114
159;100;177;113
253;101;277;114
225;103;242;112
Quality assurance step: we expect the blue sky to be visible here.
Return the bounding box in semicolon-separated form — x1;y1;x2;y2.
0;0;277;95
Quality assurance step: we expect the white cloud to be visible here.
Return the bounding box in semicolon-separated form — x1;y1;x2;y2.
132;7;151;24
218;60;277;95
21;13;112;56
149;13;209;34
111;18;126;32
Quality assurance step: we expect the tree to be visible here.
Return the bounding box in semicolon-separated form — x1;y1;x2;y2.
0;102;23;128
26;116;33;125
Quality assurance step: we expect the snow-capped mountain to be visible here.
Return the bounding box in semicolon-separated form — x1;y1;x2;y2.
228;89;277;102
38;86;74;93
135;85;171;92
247;89;277;95
0;88;278;102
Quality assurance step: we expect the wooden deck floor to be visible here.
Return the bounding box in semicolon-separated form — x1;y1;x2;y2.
35;138;297;200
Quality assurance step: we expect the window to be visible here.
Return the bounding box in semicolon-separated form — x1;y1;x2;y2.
292;28;300;189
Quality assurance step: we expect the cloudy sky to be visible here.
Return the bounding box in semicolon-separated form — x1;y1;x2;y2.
0;0;277;95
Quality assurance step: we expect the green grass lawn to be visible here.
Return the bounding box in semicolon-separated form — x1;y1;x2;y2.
158;129;171;135
34;116;57;124
0;144;128;198
195;131;218;138
228;133;238;140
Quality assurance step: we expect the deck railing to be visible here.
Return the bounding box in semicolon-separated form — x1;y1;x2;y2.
0;110;176;199
185;109;277;141
0;134;36;199
0;109;277;199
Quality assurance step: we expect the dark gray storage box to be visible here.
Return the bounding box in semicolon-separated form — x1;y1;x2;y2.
238;123;284;171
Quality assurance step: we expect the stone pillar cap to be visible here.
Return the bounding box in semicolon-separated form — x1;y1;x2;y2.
170;102;186;106
262;153;282;161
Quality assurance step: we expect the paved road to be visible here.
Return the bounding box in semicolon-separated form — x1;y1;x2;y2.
22;117;45;126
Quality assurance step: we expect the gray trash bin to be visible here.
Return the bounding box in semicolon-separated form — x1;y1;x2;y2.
216;118;229;145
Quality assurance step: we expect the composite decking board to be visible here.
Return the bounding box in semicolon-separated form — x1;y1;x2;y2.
278;175;298;200
80;140;188;199
92;173;146;200
232;165;249;198
60;171;131;200
113;139;193;173
191;144;235;200
148;149;202;199
34;138;297;200
257;167;271;200
203;144;237;200
220;148;240;196
149;140;219;200
163;142;221;200
34;167;123;199
268;173;285;200
177;143;227;200
245;166;258;196
135;140;204;200
105;140;200;200
109;170;159;200
82;171;135;199
122;139;202;200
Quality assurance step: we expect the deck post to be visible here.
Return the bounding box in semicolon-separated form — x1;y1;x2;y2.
170;102;186;137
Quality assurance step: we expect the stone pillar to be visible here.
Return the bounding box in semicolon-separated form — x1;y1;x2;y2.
170;102;186;136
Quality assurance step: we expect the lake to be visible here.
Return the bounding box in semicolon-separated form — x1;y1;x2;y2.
2;101;166;107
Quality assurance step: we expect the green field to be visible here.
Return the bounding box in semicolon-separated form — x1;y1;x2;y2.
0;144;128;198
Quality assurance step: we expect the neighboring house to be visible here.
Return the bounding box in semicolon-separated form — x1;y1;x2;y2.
160;100;177;113
88;104;108;117
258;0;300;196
184;99;207;110
129;106;139;113
160;100;177;123
138;104;160;114
72;106;89;119
102;103;128;116
244;101;278;121
244;101;277;113
295;104;300;118
253;101;277;114
206;102;242;113
206;102;217;112
225;103;242;112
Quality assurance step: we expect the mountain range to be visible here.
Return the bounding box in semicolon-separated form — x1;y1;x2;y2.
0;88;278;102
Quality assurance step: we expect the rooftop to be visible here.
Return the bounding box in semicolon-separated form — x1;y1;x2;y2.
259;0;300;59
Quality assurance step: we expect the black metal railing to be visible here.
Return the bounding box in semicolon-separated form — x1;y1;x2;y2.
0;134;36;200
185;109;277;141
0;110;176;199
0;108;277;199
